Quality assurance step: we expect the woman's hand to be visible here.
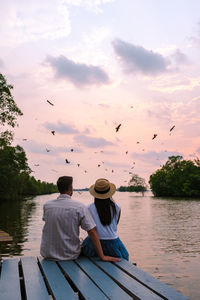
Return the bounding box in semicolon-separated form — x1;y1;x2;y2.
88;228;121;262
101;256;121;262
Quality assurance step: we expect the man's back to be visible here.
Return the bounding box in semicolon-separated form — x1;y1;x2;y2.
40;194;95;260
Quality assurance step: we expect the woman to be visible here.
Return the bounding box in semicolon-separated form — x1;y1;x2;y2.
82;178;129;260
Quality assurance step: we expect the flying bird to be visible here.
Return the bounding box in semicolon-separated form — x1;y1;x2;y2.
112;170;114;173
77;163;80;167
152;134;157;140
125;151;128;154
70;149;74;152
22;138;27;141
34;164;40;167
136;141;140;144
65;159;70;164
170;125;175;132
130;106;134;109
51;169;58;173
47;100;54;106
51;130;55;135
84;170;87;173
115;124;121;132
98;164;101;167
46;148;50;152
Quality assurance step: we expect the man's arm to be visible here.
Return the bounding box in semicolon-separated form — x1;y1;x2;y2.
88;228;120;262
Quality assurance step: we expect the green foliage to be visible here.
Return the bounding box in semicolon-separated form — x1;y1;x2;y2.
129;174;148;189
0;73;57;201
118;174;148;194
118;185;147;193
0;142;57;200
0;73;23;128
149;156;200;197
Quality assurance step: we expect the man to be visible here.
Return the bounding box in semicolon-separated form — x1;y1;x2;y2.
40;176;120;261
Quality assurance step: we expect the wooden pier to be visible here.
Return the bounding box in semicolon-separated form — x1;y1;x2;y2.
0;256;189;300
0;230;13;244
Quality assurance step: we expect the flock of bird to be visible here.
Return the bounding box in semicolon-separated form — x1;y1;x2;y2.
24;99;176;177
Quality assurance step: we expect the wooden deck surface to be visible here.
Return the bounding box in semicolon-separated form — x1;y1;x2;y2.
0;256;190;300
0;230;13;243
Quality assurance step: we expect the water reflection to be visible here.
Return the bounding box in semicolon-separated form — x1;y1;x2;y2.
0;198;36;256
0;192;199;299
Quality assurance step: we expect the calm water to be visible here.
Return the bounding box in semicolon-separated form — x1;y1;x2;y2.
0;192;200;300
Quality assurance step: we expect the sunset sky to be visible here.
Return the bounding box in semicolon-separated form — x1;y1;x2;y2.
1;0;200;188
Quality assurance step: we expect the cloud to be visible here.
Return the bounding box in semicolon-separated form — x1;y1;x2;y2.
112;39;169;75
63;0;115;13
44;121;80;134
132;151;182;165
46;55;110;87
0;1;71;46
74;135;114;148
104;161;130;168
188;21;200;47
0;58;4;67
146;102;173;125
98;103;110;108
20;140;83;155
82;128;91;134
171;49;189;65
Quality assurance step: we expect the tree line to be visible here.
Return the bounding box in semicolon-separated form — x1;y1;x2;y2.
0;73;57;201
118;156;200;198
149;155;200;197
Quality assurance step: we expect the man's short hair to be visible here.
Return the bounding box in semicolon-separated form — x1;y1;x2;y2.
57;176;73;193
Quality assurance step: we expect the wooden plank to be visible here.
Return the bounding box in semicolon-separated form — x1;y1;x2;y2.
0;230;13;243
0;230;10;236
38;257;78;300
58;260;108;300
0;259;21;300
114;259;190;300
76;257;132;300
20;257;49;300
92;258;163;300
0;236;13;243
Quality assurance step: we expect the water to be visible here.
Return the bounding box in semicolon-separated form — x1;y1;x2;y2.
0;191;200;300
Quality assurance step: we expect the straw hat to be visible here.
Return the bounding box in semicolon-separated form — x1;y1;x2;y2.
89;178;116;199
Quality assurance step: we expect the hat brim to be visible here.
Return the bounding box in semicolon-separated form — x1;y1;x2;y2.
89;182;116;199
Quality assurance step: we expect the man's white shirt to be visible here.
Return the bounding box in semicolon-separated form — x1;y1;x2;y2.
40;194;96;260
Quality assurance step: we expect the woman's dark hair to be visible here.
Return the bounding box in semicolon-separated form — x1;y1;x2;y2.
94;197;116;226
57;176;73;193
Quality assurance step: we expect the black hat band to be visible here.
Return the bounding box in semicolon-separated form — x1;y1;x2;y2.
94;187;110;194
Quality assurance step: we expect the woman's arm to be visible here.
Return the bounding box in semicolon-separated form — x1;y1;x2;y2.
88;227;120;262
117;209;121;224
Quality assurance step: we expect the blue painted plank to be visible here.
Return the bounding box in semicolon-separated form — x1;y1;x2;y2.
38;257;78;300
114;259;190;300
92;258;163;300
76;257;132;300
58;260;108;300
0;259;21;300
20;257;49;300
